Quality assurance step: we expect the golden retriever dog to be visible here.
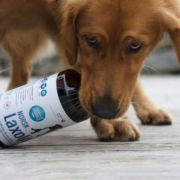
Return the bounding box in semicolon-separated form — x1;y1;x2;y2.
0;0;179;141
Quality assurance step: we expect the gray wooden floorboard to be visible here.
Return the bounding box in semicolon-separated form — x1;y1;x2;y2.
0;75;180;180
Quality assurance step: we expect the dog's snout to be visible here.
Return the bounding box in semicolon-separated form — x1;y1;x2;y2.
91;97;119;119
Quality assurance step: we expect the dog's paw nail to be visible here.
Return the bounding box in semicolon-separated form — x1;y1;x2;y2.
138;109;172;126
99;133;115;142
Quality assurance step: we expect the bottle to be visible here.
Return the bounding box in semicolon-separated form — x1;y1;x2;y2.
0;69;89;147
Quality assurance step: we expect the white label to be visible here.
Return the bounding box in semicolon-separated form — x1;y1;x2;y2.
0;73;77;146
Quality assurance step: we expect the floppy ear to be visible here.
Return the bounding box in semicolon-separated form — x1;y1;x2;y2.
60;1;86;66
161;9;180;64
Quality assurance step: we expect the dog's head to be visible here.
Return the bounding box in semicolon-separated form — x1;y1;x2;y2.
60;0;180;119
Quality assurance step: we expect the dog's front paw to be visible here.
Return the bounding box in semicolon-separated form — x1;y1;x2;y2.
137;108;172;125
94;120;141;141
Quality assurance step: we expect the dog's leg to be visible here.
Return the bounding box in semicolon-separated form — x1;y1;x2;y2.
6;59;32;90
91;116;141;141
2;30;47;90
132;78;172;125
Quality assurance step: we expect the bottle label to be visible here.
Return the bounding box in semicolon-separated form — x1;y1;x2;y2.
0;74;76;146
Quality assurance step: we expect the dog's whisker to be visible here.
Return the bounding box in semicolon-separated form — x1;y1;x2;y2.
66;105;81;115
142;66;151;75
132;102;151;106
135;111;147;125
68;104;81;116
66;101;80;112
62;97;79;105
79;110;87;122
131;102;143;109
132;95;150;97
67;106;80;116
68;103;81;113
75;107;84;119
59;93;79;99
74;105;84;117
57;87;79;92
0;67;12;74
143;65;158;73
131;103;148;124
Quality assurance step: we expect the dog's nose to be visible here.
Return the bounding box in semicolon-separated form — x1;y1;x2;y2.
91;98;119;119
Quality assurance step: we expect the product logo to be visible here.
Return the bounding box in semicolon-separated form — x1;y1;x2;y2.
4;101;11;109
41;90;47;96
42;77;48;83
40;77;48;97
29;106;46;122
61;119;66;123
41;83;47;89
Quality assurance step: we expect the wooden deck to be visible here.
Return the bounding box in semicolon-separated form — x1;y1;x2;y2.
0;75;180;180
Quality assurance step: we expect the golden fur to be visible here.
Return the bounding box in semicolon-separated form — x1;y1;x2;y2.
0;0;179;141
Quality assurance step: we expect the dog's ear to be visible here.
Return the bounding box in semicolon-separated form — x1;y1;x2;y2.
160;9;180;64
60;0;86;66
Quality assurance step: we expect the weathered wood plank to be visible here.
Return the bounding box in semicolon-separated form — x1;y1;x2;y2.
0;75;180;180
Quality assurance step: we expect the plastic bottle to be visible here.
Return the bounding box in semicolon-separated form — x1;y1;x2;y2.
0;69;89;147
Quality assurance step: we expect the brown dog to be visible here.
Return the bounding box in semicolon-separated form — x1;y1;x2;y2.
0;0;179;141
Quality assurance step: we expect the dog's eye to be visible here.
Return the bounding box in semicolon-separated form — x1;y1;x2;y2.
127;43;142;54
84;36;100;49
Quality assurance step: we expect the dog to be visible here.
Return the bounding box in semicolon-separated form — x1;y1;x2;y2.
0;0;179;141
